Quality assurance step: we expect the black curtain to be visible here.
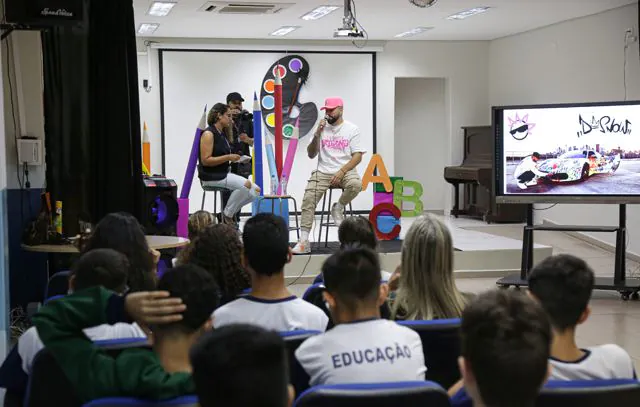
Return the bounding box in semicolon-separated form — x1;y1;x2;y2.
42;0;143;235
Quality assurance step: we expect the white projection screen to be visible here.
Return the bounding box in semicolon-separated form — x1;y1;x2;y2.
160;49;376;214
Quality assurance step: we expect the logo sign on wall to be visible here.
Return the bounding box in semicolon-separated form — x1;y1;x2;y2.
260;55;318;140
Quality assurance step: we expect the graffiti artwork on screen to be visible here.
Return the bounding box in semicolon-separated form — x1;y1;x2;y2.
502;104;640;195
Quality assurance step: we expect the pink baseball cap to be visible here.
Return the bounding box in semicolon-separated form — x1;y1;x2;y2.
320;97;344;111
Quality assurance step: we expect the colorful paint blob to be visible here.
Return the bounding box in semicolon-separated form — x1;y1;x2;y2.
272;64;287;80
265;113;276;128
261;95;275;110
263;79;275;94
289;58;303;73
283;124;294;139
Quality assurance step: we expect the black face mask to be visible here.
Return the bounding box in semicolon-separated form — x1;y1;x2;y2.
326;115;339;125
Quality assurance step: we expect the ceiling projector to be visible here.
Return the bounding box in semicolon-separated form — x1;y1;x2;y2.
334;26;364;38
410;0;438;7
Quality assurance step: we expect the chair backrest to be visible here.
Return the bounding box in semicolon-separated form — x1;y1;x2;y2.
537;379;640;406
281;330;321;398
44;270;70;300
294;381;451;407
82;395;198;407
26;339;152;407
397;319;462;389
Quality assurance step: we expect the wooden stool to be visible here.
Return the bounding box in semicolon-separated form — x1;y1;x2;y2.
317;187;354;247
255;195;301;240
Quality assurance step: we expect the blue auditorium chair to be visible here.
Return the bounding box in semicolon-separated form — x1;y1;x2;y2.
281;330;321;397
82;396;198;407
397;319;462;389
537;379;640;406
25;338;151;407
294;381;451;407
44;270;70;301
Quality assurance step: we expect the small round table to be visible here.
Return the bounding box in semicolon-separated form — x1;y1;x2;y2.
21;235;190;253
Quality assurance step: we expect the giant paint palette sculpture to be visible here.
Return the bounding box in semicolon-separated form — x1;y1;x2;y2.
260;55;318;140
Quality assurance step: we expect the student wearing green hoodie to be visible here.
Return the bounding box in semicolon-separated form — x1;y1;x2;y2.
33;263;220;403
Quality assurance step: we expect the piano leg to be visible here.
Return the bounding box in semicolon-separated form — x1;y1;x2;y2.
452;184;460;218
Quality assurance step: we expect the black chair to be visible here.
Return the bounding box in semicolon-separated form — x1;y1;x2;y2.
294;381;451;407
537;379;640;406
25;338;151;407
397;319;462;389
82;395;198;407
44;270;70;301
281;330;321;398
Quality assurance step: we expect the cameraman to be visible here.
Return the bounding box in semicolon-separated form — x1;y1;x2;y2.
224;92;254;221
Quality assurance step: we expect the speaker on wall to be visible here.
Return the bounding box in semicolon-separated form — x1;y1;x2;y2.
5;0;84;26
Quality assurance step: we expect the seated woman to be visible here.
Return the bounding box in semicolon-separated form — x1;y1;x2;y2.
80;212;158;292
177;223;251;305
390;214;467;321
199;103;260;226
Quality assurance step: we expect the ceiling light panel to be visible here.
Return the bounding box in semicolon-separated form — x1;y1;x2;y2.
147;2;177;17
447;7;491;20
300;5;340;21
270;26;300;36
138;23;160;35
395;27;433;38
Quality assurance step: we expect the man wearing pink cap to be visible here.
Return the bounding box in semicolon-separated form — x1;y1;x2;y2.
292;97;366;254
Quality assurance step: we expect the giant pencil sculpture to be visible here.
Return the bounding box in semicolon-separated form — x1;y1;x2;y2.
142;122;151;173
278;118;299;195
264;132;279;195
252;92;264;195
274;68;283;178
177;105;207;238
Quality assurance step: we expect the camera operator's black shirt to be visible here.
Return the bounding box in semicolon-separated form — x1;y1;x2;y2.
230;113;253;174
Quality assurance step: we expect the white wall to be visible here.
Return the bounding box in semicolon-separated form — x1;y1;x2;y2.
394;78;447;210
2;32;46;189
490;4;640;254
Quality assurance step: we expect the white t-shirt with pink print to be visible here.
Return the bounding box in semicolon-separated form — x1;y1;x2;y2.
317;120;366;175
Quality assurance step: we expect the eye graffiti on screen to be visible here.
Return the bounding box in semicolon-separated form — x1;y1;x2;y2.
577;114;632;137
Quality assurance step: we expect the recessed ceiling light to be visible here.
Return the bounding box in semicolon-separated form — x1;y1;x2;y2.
270;26;300;36
395;27;433;38
138;23;160;35
447;7;491;20
300;5;340;21
147;1;177;17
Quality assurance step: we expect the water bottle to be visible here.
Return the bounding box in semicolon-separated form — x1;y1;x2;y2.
280;177;288;195
270;178;278;195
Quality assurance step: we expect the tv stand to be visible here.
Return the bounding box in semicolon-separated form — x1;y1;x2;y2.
496;204;640;300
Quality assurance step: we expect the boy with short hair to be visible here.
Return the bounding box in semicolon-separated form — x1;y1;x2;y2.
528;254;636;380
213;213;328;332
295;247;426;386
451;289;552;407
191;324;294;407
33;264;220;402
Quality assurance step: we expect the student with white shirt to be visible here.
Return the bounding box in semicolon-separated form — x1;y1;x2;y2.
0;249;146;400
292;97;366;254
528;254;637;380
213;213;328;332
295;247;426;386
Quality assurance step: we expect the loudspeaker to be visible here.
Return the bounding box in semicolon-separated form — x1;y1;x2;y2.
141;176;179;236
5;0;84;26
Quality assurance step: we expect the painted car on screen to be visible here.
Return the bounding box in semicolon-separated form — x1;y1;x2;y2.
518;150;621;185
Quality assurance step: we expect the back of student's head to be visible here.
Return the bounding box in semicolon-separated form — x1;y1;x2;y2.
461;289;551;407
71;249;129;294
393;213;466;320
243;213;290;276
154;264;220;335
338;216;377;250
322;247;381;309
188;211;216;240
190;324;291;407
81;212;156;292
528;254;594;332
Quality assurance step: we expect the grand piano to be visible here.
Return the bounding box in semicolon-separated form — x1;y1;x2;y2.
444;126;527;223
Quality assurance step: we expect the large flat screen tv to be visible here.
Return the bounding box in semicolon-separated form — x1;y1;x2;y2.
494;100;640;204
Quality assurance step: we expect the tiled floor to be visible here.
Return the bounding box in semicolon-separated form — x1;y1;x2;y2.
290;223;640;370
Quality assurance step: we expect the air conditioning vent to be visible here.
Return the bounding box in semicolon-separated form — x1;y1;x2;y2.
199;2;292;14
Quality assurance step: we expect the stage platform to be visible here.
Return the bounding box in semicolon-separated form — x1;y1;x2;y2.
273;215;553;285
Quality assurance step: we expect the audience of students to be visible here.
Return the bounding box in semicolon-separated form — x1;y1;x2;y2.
191;324;294;407
80;212;158;292
450;289;552;407
187;210;217;241
390;214;467;320
528;254;636;380
0;249;146;399
32;264;220;402
178;223;251;305
295;247;426;386
213;213;328;332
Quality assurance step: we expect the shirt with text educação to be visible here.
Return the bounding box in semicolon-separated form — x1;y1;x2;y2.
317;120;366;175
294;319;426;386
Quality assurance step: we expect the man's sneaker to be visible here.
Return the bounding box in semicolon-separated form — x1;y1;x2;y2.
292;240;311;255
517;182;527;190
331;203;345;227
